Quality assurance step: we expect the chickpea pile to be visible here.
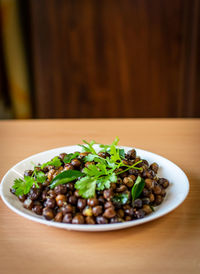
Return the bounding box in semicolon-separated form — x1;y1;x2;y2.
11;149;169;225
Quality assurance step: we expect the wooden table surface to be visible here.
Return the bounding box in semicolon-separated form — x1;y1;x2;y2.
0;119;200;274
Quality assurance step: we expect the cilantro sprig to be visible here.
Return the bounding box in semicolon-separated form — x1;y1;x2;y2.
12;167;47;197
78;140;97;154
12;176;38;196
75;137;142;198
63;152;80;164
41;156;62;169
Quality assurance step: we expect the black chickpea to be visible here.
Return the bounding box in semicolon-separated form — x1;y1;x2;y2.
71;158;82;168
116;185;127;192
77;198;87;210
87;198;99;207
43;208;54;220
96;216;108;224
64;163;74;170
68;195;77;205
55;194;67;207
145;179;154;190
32;205;43;215
132;199;142;208
92;205;103;216
123;176;134;187
142;204;152;214
85;216;96;224
153;183;162;195
98;196;105;204
158;178;169;188
117;209;125;218
54;185;67;195
103;207;116;218
150;162;159;173
28;188;41;200
63;213;72;223
66;182;74;191
155;195;163;205
72;214;85;224
79;152;90;158
134;209;145;219
54;212;63;222
18;194;27;202
44;197;56;209
61;204;73;214
126;149;136;159
103;189;114;200
104;201;114;209
47;189;56;198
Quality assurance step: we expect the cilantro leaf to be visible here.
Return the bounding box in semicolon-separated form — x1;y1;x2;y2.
99;137;119;152
96;173;117;190
63;152;80;164
34;169;47;183
50;170;84;189
131;176;145;201
75;176;97;198
84;154;100;162
83;164;105;177
119;149;125;159
12;176;37;196
41;156;62;169
99;144;110;153
78;140;97;154
112;193;129;205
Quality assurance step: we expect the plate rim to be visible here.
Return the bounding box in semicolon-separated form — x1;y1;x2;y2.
0;145;190;232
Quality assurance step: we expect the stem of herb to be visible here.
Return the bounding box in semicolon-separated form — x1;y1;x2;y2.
116;160;143;175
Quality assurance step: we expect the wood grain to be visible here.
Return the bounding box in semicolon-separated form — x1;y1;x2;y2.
27;0;200;118
0;119;200;274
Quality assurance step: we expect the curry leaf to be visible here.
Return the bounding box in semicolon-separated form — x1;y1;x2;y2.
131;176;145;201
50;170;84;189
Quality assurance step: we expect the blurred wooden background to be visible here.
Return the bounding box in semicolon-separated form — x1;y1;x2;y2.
1;0;200;118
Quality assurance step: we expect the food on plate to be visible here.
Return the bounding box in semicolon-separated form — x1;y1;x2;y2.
10;138;169;225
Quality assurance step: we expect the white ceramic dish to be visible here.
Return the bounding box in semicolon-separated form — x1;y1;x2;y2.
0;145;189;232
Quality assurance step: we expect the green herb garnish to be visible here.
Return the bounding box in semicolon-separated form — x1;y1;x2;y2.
75;176;97;198
150;205;155;212
63;152;80;164
75;137;142;198
33;169;47;183
78;140;97;154
131;176;145;201
12;176;39;196
12;138;143;199
50;170;84;189
112;193;129;205
41;156;62;169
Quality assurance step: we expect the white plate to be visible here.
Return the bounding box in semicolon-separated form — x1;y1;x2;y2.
0;145;189;232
